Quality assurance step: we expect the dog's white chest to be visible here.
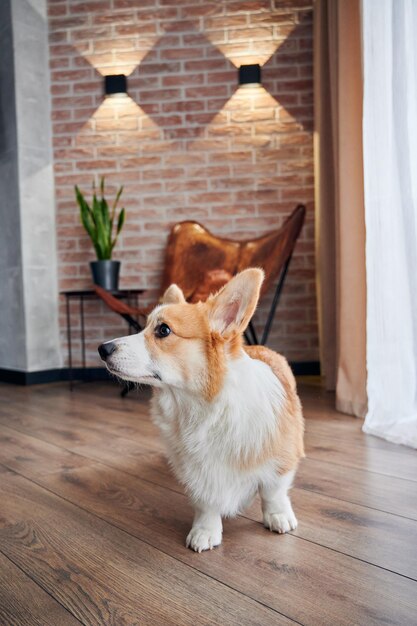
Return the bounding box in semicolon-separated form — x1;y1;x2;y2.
151;354;285;516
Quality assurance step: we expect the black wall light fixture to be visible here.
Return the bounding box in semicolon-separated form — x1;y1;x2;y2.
239;64;261;87
104;74;128;98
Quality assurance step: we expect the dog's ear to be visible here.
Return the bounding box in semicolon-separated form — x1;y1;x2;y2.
161;284;186;305
208;268;264;337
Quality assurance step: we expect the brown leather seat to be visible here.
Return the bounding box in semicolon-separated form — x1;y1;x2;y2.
94;204;306;345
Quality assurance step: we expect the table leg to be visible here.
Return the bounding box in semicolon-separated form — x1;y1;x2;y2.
80;294;86;369
66;296;73;391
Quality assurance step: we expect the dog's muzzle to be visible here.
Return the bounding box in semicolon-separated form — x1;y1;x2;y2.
98;341;116;362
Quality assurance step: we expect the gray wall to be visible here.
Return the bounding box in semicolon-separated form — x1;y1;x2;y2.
0;0;61;372
0;0;27;370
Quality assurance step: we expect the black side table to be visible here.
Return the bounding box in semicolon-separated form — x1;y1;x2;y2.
61;288;144;390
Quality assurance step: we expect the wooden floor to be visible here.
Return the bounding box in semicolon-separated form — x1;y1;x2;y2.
0;381;416;626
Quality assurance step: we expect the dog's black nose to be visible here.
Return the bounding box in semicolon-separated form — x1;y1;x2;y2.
98;342;116;361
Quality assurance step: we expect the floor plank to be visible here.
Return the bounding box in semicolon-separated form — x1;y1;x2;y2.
0;550;80;626
305;431;417;481
296;457;417;520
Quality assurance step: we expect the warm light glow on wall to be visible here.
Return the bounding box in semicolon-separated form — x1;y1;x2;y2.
73;34;160;78
215;85;279;115
77;95;159;136
203;39;283;69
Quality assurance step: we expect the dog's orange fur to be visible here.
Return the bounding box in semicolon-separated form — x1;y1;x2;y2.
242;345;305;472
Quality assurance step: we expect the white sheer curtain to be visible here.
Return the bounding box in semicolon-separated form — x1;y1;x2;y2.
362;0;417;447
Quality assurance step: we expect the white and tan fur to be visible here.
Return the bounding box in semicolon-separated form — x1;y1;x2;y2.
99;269;305;552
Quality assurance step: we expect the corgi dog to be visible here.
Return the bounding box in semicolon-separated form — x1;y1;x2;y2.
98;268;304;553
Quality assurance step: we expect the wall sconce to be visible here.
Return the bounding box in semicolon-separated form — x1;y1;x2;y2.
104;74;128;98
238;64;261;87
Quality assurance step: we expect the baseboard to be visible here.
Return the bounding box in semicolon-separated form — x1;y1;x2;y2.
0;367;113;386
290;361;321;376
0;361;321;386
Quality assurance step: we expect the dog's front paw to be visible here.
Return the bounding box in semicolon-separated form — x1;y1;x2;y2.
263;511;298;534
186;527;222;553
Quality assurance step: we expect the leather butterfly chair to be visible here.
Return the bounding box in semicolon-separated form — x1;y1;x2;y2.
95;203;306;347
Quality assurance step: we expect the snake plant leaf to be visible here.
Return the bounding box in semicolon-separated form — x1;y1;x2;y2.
92;193;108;259
101;196;110;232
117;207;125;235
75;186;95;239
110;207;126;252
111;185;124;219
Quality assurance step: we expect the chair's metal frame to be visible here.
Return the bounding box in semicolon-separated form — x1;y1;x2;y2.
243;254;292;347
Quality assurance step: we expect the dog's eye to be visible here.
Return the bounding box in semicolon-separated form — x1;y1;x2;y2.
155;323;171;338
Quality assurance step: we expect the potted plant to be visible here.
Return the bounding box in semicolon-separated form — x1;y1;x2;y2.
75;176;125;291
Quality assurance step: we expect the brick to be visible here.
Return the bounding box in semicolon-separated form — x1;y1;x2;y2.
134;62;181;75
162;73;204;87
75;159;117;170
69;1;110;14
231;108;275;122
165;180;207;193
250;12;295;25
164;128;202;139
140;88;183;103
54;160;74;174
114;0;156;7
74;52;114;67
114;22;157;36
52;109;72;121
53;136;73;148
49;16;88;30
186;112;221;126
164;153;206;166
54;95;94;110
185;85;228;98
119;156;162;169
143;168;184;180
206;70;236;84
53;121;86;135
50;84;70;97
185;59;229;72
227;1;271;11
93;38;135;52
51;68;93;82
48;3;68;17
92;13;133;26
71;27;112;42
75;133;116;146
161;100;204;113
229;27;273;42
204;15;248;30
158;19;197;32
50;57;70;69
95;118;138;131
207;124;251;137
207;151;251;163
180;3;220;17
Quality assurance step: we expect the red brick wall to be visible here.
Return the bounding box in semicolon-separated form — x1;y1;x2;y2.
48;0;317;367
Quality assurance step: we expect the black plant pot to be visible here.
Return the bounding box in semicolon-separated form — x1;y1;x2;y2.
90;260;121;291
